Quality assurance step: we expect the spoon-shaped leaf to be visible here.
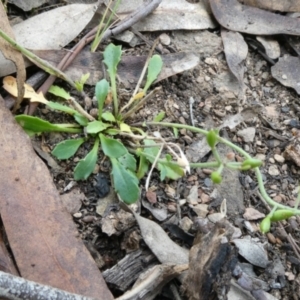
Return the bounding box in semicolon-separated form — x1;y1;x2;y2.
95;79;109;119
52;138;85;160
103;43;122;115
74;137;99;180
99;133;127;158
111;158;139;204
143;55;163;93
15;115;81;133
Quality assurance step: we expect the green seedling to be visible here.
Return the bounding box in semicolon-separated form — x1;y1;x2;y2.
75;73;90;92
14;43;300;223
15;43;163;204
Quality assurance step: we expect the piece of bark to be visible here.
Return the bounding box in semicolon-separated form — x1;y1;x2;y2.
117;264;188;300
0;229;18;276
0;97;113;299
103;249;159;291
182;219;237;300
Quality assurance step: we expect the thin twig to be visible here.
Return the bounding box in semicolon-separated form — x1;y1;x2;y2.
0;271;97;300
122;87;161;120
145;144;164;191
189;97;195;126
120;38;159;113
27;0;162;115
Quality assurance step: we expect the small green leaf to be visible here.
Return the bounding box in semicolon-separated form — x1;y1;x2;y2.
15;115;81;133
158;161;184;181
75;73;90;92
143;139;160;161
241;158;262;170
103;43;122;80
206;129;218;149
153;111;165;122
48;85;70;100
111;158;139;204
143;55;163;93
102;111;116;122
270;210;294;222
118;153;136;171
260;216;271;234
120;122;131;132
95;79;109;119
74;113;89;126
105;128;120;135
74;138;99;180
52;138;85;160
211;171;222;184
46;101;78;115
100;134;127;158
173;127;178;138
137;154;149;179
86;121;110;134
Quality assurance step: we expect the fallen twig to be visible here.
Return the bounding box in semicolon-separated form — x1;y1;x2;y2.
0;271;98;300
28;0;162;115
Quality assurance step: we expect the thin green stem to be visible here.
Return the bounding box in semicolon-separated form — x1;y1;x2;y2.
0;29;76;88
111;76;118;116
140;121;300;215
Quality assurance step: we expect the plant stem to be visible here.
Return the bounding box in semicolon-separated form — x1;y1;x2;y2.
0;29;76;88
140;121;300;215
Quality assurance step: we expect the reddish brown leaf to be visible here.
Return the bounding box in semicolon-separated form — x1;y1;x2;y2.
0;97;113;299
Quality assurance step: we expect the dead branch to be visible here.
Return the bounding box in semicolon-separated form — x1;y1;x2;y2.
0;271;98;300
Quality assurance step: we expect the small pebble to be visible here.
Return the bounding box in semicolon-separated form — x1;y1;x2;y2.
267;232;276;244
268;165;280;176
167;204;177;213
204;177;213;187
274;154;285;163
73;212;82;218
82;215;96;223
159;33;171;45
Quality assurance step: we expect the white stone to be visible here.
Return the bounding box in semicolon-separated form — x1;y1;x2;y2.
237;127;256;142
268;165;280;176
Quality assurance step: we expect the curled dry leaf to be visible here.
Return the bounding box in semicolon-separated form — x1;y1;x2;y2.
221;29;248;95
3;76;47;103
256;36;280;59
271;56;300;95
237;0;300;12
0;1;25;111
210;0;300;35
134;213;189;265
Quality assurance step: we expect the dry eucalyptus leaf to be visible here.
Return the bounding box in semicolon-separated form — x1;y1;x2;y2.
0;1;25;110
237;0;300;12
210;0;300;35
0;3;97;76
8;0;49;11
221;29;248;95
116;0;217;31
256;36;280;59
271;56;300;95
134;213;189;265
0;97;113;299
3;76;47;102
